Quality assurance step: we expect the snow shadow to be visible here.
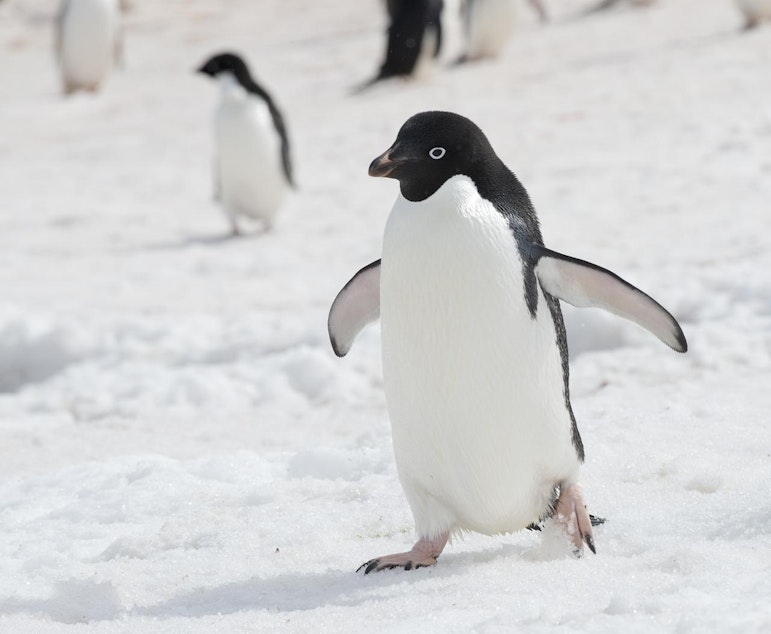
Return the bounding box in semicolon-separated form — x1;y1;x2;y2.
0;320;87;392
138;546;524;618
0;579;121;625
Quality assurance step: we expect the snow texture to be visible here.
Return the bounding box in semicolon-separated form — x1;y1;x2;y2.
1;0;770;631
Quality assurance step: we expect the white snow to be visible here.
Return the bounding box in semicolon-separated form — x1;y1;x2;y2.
1;0;770;631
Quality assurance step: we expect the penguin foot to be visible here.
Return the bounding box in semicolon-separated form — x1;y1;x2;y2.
357;532;449;574
554;483;596;555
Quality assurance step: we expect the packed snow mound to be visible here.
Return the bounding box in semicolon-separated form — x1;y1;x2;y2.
0;314;93;392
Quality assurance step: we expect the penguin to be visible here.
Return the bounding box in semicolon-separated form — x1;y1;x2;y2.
55;0;122;95
328;111;687;573
197;53;294;235
359;0;444;91
458;0;519;63
734;0;771;29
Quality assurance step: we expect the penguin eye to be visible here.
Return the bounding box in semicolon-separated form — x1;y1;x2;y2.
428;147;446;160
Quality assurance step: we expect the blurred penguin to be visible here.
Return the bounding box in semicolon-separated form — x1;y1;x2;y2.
359;0;444;91
735;0;771;29
198;53;294;236
458;0;519;62
55;0;122;95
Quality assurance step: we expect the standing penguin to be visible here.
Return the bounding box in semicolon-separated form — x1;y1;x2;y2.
359;0;444;91
328;111;686;572
198;53;294;236
458;0;519;62
734;0;771;29
55;0;122;95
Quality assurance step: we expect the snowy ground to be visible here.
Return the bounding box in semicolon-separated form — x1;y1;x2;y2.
1;0;770;631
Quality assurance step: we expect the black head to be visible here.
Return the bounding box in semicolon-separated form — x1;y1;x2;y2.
369;111;504;202
197;52;252;81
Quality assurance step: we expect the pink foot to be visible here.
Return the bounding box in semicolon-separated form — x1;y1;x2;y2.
554;483;596;555
357;532;449;574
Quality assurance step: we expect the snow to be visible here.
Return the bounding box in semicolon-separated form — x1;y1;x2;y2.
1;0;770;631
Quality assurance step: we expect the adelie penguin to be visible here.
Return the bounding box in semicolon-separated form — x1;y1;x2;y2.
358;0;444;91
458;0;519;62
55;0;122;95
198;53;294;236
328;111;687;573
457;0;548;63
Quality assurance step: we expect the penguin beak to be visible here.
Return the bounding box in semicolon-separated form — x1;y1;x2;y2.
368;147;400;178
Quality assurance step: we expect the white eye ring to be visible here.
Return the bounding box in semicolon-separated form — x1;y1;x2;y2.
429;147;446;160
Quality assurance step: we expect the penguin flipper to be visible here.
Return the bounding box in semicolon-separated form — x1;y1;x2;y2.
533;246;687;353
328;260;381;357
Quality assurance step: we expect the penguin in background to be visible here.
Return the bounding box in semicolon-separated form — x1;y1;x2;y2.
358;0;444;92
55;0;122;95
457;0;520;62
328;111;686;573
734;0;771;29
197;53;294;236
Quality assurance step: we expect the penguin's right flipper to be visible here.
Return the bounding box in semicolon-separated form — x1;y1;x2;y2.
533;245;687;353
328;260;381;357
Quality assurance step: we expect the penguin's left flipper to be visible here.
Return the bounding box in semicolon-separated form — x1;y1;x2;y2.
328;259;381;357
533;246;687;353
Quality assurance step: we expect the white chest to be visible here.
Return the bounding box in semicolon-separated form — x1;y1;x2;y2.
214;84;287;219
466;0;518;59
60;0;119;85
380;176;580;537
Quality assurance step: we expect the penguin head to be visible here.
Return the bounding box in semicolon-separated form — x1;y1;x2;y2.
197;52;252;83
369;111;500;202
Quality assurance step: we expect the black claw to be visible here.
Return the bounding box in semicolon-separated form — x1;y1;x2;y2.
589;514;606;526
584;534;597;554
404;561;413;571
357;559;380;574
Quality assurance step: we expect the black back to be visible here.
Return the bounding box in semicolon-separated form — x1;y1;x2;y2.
376;0;443;81
375;111;583;460
198;52;295;187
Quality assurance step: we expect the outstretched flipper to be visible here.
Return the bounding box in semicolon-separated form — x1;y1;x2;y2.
533;245;687;353
328;260;381;357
